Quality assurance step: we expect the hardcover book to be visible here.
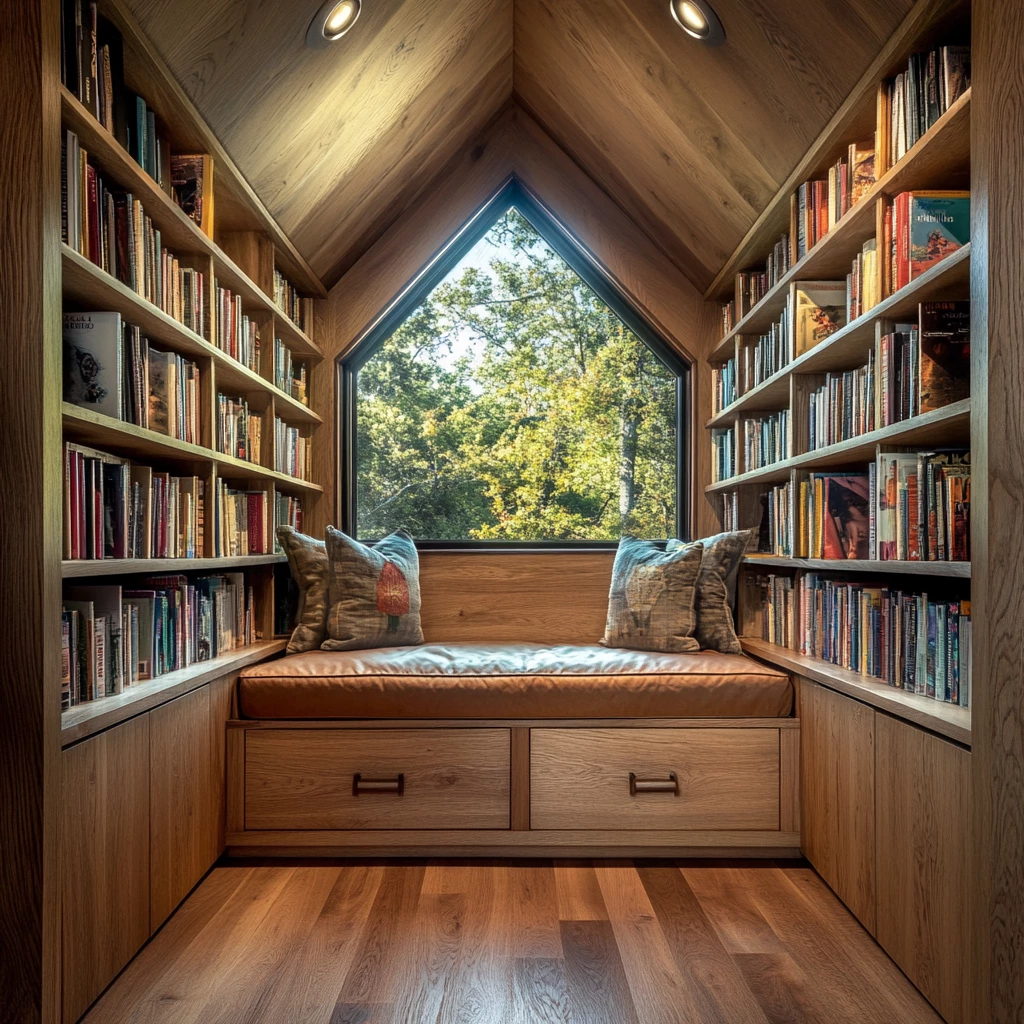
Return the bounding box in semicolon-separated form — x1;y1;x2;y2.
820;474;871;559
170;154;215;239
918;301;970;412
791;281;847;357
907;191;970;280
62;311;123;420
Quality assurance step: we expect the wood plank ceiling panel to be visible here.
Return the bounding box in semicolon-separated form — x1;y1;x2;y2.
122;0;513;286
513;0;916;290
122;0;916;291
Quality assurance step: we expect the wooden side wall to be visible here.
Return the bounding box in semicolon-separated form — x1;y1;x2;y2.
972;0;1024;1017
308;104;719;644
0;0;63;1020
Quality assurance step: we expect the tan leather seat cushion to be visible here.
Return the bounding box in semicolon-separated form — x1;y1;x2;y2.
238;642;792;720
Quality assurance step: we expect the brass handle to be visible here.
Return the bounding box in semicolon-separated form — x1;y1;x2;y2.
352;773;405;796
629;772;678;796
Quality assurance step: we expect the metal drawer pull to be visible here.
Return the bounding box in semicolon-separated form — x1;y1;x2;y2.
629;772;678;796
352;773;405;796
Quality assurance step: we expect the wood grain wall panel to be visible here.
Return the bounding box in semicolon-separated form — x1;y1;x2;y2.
418;551;613;644
0;1;63;1021
972;0;1024;1017
208;673;237;856
61;717;151;1024
149;687;218;932
875;715;971;1024
798;678;876;933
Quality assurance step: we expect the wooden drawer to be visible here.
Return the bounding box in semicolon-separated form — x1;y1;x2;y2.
530;728;781;830
245;728;510;830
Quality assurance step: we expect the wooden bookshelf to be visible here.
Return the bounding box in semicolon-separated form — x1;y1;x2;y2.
60;639;288;747
704;0;975;752
743;556;971;578
740;637;971;747
62;555;286;578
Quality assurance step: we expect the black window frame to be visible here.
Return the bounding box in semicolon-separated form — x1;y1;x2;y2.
338;177;692;551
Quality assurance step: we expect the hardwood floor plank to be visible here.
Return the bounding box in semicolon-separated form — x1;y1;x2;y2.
504;861;563;959
746;864;944;1023
554;861;609;921
193;867;343;1024
637;863;769;1024
559;919;640;1024
337;865;427;1007
734;952;832;1024
511;958;571;1024
253;864;385;1024
680;863;783;953
595;862;708;1021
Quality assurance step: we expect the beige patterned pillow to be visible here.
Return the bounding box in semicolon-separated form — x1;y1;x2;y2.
277;525;329;654
670;529;757;653
601;537;704;653
322;527;424;651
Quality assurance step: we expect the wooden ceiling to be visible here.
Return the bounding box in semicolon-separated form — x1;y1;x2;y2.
124;0;916;291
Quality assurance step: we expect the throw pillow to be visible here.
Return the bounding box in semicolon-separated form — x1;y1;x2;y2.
670;528;758;653
277;525;329;654
322;527;424;651
602;537;704;653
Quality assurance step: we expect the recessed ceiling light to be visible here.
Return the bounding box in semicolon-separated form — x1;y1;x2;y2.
306;0;361;48
670;0;725;44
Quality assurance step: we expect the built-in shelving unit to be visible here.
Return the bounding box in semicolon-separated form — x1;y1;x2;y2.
58;0;325;729
706;0;974;746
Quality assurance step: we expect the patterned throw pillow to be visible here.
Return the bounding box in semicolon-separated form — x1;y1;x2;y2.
277;525;329;654
670;529;758;653
322;527;424;651
601;537;704;653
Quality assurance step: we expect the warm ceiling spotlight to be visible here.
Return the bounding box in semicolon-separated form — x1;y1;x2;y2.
306;0;361;48
670;0;725;44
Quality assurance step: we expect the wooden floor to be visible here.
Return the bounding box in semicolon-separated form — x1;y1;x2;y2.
82;859;944;1024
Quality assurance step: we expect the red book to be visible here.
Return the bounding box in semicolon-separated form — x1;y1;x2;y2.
86;164;100;266
895;193;909;291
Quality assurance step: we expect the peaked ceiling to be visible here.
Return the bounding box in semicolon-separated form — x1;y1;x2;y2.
124;0;915;291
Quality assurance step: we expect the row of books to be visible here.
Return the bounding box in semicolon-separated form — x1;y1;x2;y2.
273;268;314;334
61;575;255;709
215;284;261;373
720;491;740;533
274;494;304;545
746;302;794;390
743;410;790;472
274;419;310;480
846;237;880;320
757;451;970;562
217;394;262;465
63;310;201;441
807;358;876;452
63;442;204;561
62;131;207;336
884;191;969;296
791;141;877;262
213;480;271;557
60;1;215;238
721;232;791;336
712;359;737;415
274;339;309;406
711;428;735;484
878;45;970;172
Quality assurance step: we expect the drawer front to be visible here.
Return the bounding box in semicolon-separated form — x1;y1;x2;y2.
531;728;780;830
245;729;510;830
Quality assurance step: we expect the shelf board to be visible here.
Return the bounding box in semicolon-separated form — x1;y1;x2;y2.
62;246;323;425
740;636;971;747
273;312;322;362
62;403;324;495
742;555;971;578
60;639;287;747
706;398;971;492
707;244;972;427
62;554;286;578
61;87;325;359
709;88;971;361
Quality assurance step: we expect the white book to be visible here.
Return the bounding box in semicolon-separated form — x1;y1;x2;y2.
63;312;124;420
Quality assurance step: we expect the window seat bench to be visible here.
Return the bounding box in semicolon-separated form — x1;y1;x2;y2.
225;643;800;858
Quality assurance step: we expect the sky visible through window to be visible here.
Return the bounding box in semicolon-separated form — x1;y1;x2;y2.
354;207;680;542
